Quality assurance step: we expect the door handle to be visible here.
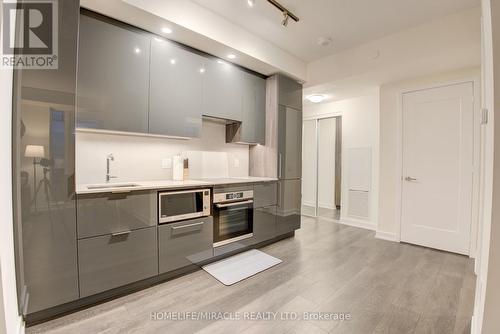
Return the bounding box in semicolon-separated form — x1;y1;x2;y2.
278;154;282;178
405;177;418;182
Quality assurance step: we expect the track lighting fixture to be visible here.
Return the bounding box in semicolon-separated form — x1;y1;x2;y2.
266;0;299;27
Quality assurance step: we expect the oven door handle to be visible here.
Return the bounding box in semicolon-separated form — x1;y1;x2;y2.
215;200;254;208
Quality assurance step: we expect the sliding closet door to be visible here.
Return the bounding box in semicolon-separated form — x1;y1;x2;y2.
317;118;337;217
301;120;317;216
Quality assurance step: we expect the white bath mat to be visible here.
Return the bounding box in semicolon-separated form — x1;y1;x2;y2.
202;249;282;286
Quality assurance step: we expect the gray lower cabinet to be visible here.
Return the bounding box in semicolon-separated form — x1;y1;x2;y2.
253;206;277;244
149;38;204;137
78;227;158;298
159;217;213;274
77;191;156;239
278;105;303;179
254;182;277;208
276;179;302;235
203;58;243;121
77;14;150;133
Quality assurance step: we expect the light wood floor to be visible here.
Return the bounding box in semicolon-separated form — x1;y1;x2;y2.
28;216;476;334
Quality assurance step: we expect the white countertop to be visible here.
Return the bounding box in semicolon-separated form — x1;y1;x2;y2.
76;177;278;195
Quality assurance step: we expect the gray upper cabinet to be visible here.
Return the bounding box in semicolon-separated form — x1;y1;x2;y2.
203;58;243;121
149;38;204;137
278;74;303;110
278;105;303;179
240;72;266;144
77;14;150;133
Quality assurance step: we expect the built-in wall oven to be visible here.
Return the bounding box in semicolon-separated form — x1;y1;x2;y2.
158;189;211;223
213;190;254;247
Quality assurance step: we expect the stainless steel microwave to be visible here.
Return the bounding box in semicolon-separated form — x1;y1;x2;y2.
158;189;211;224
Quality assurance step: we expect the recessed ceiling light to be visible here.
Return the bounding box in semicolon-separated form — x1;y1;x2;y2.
217;60;225;64
161;27;172;34
199;68;206;73
170;59;176;64
134;47;141;54
247;0;255;7
227;54;236;59
307;94;326;103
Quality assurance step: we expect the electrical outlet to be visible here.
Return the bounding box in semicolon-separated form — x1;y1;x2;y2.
233;158;240;168
161;158;172;169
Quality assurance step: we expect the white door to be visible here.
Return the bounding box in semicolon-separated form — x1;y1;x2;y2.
401;82;474;255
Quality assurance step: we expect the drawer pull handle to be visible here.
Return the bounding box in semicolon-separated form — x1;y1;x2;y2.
111;230;132;236
172;222;205;230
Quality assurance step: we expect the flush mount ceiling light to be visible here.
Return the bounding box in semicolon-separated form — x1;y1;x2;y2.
227;54;236;59
266;0;299;27
161;27;172;34
307;94;326;103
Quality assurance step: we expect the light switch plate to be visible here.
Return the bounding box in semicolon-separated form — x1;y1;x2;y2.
162;158;172;169
233;158;240;168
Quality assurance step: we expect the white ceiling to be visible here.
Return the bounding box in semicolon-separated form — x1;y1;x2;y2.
192;0;480;62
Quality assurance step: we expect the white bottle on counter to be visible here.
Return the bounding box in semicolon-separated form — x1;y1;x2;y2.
172;155;184;181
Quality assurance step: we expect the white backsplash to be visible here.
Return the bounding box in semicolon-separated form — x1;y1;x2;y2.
76;120;249;184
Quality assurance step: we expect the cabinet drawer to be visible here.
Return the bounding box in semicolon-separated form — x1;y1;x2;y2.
254;206;277;244
77;190;156;239
254;183;277;208
78;227;158;297
159;217;213;274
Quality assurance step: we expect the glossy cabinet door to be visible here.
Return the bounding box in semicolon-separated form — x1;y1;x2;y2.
77;191;156;239
276;179;302;235
77;14;150;133
239;72;266;144
12;0;80;315
254;182;277;208
78;227;158;297
278;105;303;179
149;38;204;137
253;206;277;244
203;58;243;121
158;217;213;273
278;74;303;110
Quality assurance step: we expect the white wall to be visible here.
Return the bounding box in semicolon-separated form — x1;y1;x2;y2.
304;91;380;229
0;30;24;334
377;67;481;241
306;7;481;89
76;120;250;184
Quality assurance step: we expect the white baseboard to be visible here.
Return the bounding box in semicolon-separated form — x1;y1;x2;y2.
17;316;25;334
318;203;336;210
375;230;399;242
338;217;376;231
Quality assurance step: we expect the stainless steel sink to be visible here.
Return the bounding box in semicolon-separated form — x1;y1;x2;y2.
87;183;140;190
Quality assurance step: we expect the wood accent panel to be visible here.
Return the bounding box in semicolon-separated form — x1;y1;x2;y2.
249;75;278;177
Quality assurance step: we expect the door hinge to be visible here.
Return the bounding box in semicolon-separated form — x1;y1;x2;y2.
481;108;489;125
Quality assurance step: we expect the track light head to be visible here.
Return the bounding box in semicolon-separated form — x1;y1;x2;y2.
282;11;289;27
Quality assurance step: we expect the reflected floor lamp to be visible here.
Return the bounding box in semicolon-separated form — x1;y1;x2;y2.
25;145;45;212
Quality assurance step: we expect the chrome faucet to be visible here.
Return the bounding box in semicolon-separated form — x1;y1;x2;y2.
106;153;117;182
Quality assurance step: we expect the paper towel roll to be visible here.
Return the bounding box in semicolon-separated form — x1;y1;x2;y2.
172;155;184;181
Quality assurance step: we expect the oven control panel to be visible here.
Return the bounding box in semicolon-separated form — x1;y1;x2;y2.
213;190;254;203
